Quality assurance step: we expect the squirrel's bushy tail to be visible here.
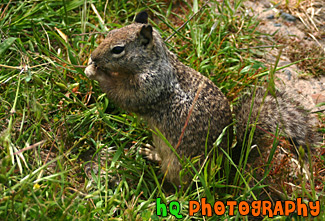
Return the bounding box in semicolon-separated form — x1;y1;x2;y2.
234;88;320;154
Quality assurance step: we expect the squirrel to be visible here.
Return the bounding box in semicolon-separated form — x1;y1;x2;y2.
85;11;320;186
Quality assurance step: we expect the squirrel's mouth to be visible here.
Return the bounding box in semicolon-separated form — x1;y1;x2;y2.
85;63;120;82
85;57;122;80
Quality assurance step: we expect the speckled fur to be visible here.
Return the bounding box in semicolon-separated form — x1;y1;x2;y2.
85;12;319;186
235;89;318;152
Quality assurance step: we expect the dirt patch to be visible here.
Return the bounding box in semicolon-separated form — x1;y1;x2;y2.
244;0;325;113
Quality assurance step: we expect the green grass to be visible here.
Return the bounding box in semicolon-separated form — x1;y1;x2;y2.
0;0;324;220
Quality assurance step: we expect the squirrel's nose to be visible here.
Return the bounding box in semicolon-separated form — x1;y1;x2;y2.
88;57;99;68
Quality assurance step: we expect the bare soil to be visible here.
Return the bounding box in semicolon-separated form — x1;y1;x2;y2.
244;0;325;113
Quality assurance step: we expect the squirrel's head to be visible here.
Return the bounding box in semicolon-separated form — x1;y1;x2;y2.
85;11;167;80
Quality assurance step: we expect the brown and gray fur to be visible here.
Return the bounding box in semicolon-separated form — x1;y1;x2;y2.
85;12;319;186
235;89;319;162
236;89;316;146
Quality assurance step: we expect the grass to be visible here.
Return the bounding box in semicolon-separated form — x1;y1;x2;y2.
0;0;324;220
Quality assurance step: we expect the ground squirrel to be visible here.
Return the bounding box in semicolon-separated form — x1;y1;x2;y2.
85;11;319;186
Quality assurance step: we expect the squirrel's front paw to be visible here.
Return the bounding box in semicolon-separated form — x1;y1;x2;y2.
139;144;161;163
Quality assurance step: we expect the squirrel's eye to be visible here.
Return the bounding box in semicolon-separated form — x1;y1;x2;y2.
111;46;125;54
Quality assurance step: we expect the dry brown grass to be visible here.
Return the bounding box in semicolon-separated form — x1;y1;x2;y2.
272;0;325;75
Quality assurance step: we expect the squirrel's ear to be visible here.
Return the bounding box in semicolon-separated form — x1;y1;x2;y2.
139;25;153;47
135;11;148;24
